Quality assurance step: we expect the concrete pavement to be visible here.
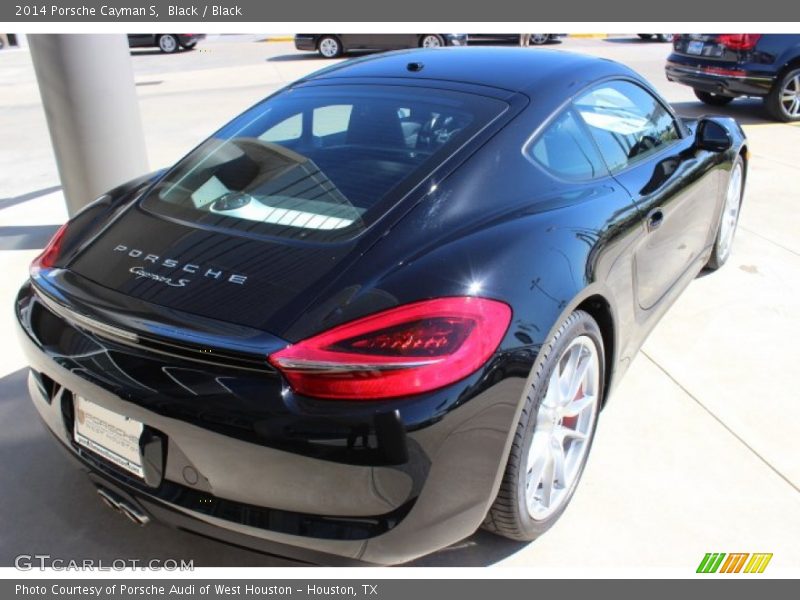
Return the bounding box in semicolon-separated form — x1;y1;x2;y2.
0;35;798;571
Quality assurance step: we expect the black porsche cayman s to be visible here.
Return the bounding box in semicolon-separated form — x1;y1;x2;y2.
15;47;747;564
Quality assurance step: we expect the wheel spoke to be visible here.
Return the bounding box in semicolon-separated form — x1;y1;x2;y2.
552;441;566;487
538;452;556;507
562;393;596;418
555;424;588;442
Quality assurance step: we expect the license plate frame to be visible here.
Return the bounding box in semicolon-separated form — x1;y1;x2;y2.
74;396;145;479
686;40;705;55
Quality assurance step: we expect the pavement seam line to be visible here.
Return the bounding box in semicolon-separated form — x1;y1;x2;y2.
739;225;800;258
640;350;800;495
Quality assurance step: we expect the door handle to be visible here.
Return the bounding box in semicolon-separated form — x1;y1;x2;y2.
646;208;665;232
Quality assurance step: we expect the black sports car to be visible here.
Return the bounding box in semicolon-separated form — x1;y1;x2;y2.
127;34;205;53
15;47;747;565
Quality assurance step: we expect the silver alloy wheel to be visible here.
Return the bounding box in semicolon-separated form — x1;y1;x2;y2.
779;70;800;118
159;35;178;53
525;335;599;520
421;35;443;48
716;161;744;262
530;34;550;45
318;37;340;58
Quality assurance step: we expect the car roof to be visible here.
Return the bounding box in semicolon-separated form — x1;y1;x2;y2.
302;47;635;96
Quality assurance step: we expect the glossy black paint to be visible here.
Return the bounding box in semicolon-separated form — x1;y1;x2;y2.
666;34;800;97
15;48;747;564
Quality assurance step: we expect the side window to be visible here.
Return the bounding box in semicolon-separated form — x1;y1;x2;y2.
574;80;680;173
312;104;353;137
259;113;302;142
528;109;606;180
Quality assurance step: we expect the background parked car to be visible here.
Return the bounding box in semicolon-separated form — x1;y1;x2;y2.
666;34;800;122
127;34;206;54
638;34;674;42
294;34;467;58
468;34;563;45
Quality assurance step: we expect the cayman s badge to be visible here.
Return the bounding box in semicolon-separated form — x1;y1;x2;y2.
129;266;190;287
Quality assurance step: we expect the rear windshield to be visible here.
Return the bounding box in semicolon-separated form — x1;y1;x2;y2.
140;84;507;241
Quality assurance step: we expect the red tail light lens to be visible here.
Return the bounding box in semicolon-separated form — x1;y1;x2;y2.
268;297;512;400
31;223;69;271
717;34;762;51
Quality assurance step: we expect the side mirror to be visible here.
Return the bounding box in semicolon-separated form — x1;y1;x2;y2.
695;118;732;152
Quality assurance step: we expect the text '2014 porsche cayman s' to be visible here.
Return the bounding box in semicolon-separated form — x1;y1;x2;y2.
16;47;747;564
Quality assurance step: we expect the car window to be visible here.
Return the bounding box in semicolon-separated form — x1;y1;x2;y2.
528;109;606;180
573;80;680;173
140;85;508;242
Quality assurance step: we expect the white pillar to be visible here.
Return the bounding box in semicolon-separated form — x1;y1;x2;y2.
29;34;149;216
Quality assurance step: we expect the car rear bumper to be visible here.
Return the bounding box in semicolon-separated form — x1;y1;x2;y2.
665;60;775;97
294;35;318;51
15;280;525;565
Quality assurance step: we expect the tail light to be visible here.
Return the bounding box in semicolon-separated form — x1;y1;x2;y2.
717;34;762;51
268;297;512;400
30;222;69;272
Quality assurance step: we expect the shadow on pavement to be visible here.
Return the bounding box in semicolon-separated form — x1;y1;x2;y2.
0;185;61;211
603;37;673;45
266;53;330;62
0;225;61;251
0;367;524;567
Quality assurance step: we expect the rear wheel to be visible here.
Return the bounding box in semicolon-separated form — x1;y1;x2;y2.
317;35;342;58
419;35;444;48
694;89;735;106
706;156;744;271
656;34;675;43
529;34;550;45
157;35;179;54
484;310;603;541
765;68;800;122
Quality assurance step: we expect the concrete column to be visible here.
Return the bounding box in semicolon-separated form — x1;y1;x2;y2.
29;34;149;216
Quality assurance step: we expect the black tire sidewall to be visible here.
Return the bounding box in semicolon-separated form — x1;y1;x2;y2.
511;311;605;538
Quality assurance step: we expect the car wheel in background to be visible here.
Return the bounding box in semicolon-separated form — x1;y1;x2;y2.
419;35;444;48
529;34;550;45
484;310;603;541
157;35;179;53
706;156;744;271
317;35;343;58
765;67;800;122
694;89;735;106
656;34;675;43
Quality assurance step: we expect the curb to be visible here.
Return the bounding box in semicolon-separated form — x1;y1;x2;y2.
263;36;294;42
568;34;609;38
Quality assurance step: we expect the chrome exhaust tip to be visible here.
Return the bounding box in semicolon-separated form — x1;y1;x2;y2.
96;487;150;526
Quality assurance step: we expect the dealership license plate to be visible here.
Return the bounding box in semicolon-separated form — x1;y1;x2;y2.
686;40;705;55
74;396;144;478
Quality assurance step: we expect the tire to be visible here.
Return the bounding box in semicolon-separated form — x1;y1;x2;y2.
483;310;604;541
706;156;745;271
529;34;550;45
157;35;179;54
656;34;675;43
317;35;343;58
419;35;444;48
694;89;735;106
638;34;653;40
765;67;800;122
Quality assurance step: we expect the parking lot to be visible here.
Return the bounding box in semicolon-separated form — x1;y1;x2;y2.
0;34;798;570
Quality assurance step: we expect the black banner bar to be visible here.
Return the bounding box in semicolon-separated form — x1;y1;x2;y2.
3;0;800;23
